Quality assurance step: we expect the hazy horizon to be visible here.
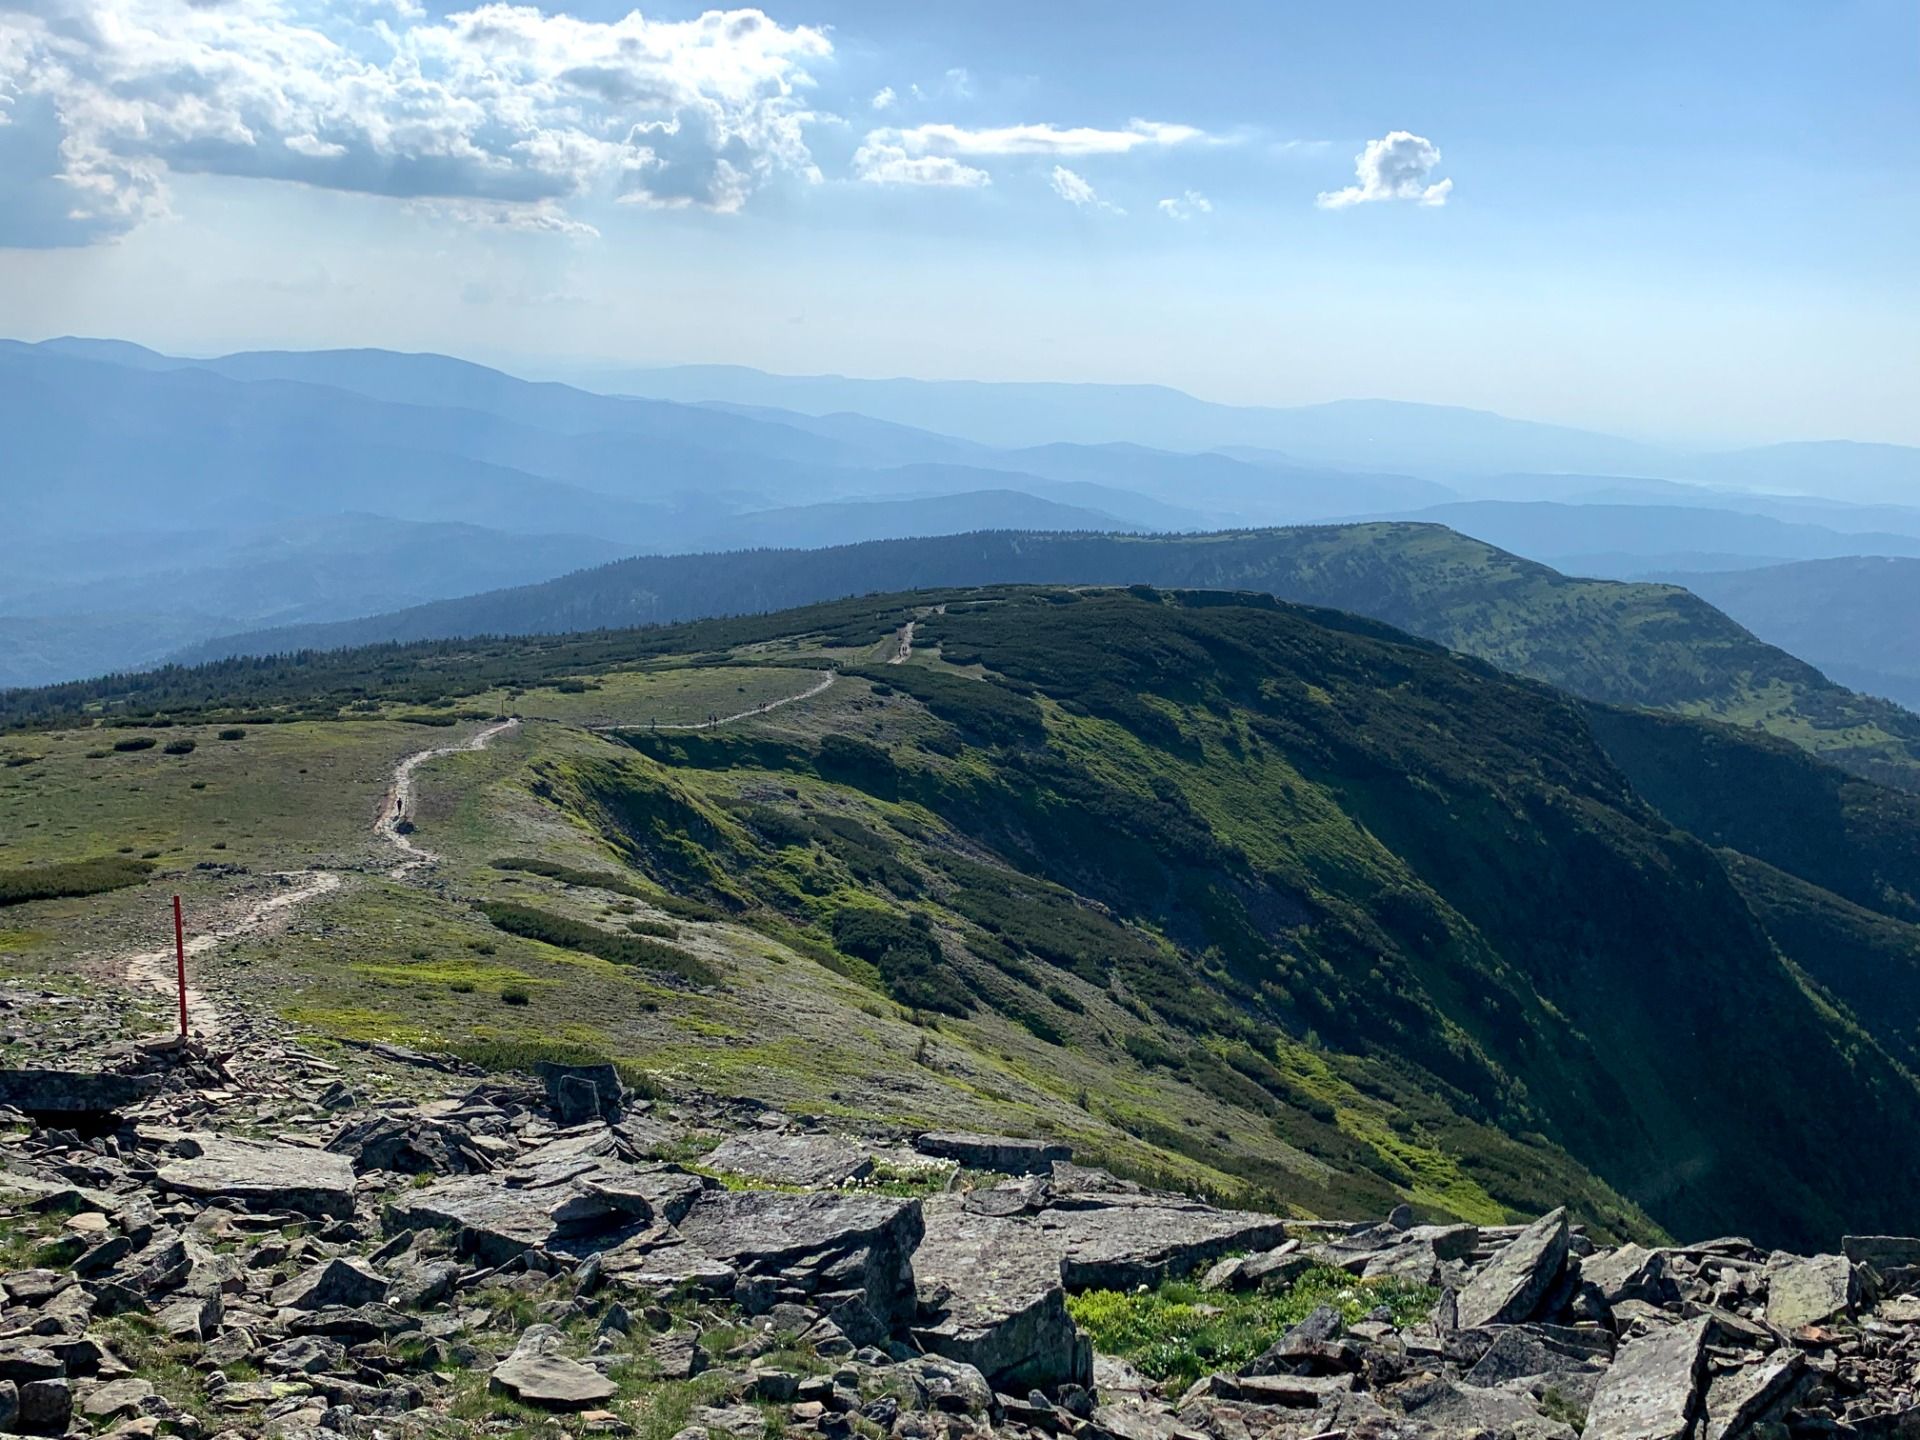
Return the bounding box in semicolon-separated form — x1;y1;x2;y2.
3;329;1911;455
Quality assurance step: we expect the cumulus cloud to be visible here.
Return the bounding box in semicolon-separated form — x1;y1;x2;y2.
870;85;896;111
1157;189;1211;220
862;117;1205;160
1049;165;1120;214
0;0;834;246
851;140;988;188
1316;130;1451;209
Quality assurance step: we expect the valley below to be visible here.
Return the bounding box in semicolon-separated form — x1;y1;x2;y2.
7;583;1920;1439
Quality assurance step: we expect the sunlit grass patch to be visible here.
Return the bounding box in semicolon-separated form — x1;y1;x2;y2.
1066;1266;1437;1389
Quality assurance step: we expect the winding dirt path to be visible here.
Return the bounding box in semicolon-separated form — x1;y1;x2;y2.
376;718;519;875
123;871;342;1039
888;621;915;665
120;718;518;1035
592;670;838;734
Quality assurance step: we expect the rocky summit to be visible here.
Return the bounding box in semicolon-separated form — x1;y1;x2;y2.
0;982;1918;1440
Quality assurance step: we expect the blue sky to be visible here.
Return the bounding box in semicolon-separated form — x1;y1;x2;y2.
1;0;1914;444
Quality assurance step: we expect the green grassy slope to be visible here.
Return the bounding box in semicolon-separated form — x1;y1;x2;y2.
32;525;1920;790
1584;704;1920;1079
7;585;1920;1249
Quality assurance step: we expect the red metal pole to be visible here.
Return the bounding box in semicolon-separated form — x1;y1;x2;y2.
172;894;188;1038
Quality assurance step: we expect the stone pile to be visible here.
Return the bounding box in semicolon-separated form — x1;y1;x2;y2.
4;980;1920;1440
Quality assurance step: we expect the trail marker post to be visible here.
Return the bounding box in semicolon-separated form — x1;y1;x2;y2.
172;894;188;1038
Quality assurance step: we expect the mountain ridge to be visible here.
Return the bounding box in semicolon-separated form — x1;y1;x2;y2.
160;525;1920;792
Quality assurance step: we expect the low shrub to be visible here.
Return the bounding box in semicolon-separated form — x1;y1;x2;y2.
163;740;196;755
479;900;717;987
499;986;531;1006
217;728;246;741
831;905;972;1015
112;736;157;753
490;858;726;922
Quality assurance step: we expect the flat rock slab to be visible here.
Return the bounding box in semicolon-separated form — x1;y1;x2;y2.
1584;1316;1708;1440
916;1132;1072;1176
704;1132;874;1188
156;1135;355;1218
1767;1253;1857;1330
1208;1371;1354;1406
491;1325;615;1411
674;1188;921;1269
79;1377;154;1421
1387;1374;1576;1440
1052;1197;1290;1290
1457;1207;1568;1329
913;1191;1285;1390
392;1150;701;1264
1703;1355;1805;1440
272;1257;390;1312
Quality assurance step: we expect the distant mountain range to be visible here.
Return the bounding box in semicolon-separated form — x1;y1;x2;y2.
7;335;1920;694
589;361;1920;500
0;339;1427;685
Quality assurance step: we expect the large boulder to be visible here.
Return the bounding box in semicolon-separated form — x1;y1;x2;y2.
535;1062;624;1124
673;1190;923;1344
912;1202;1091;1391
915;1132;1072;1176
1456;1208;1569;1329
705;1132;874;1188
1583;1316;1708;1440
1582;1244;1671;1306
1765;1253;1857;1330
156;1135;356;1218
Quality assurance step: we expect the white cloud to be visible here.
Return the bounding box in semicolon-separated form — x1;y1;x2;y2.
409;197;601;238
863;117;1205;160
0;0;834;246
1049;165;1121;215
851;140;989;188
870;85;896;111
1316;130;1452;209
1157;189;1211;220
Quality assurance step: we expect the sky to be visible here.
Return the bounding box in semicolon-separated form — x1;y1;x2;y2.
0;0;1915;446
